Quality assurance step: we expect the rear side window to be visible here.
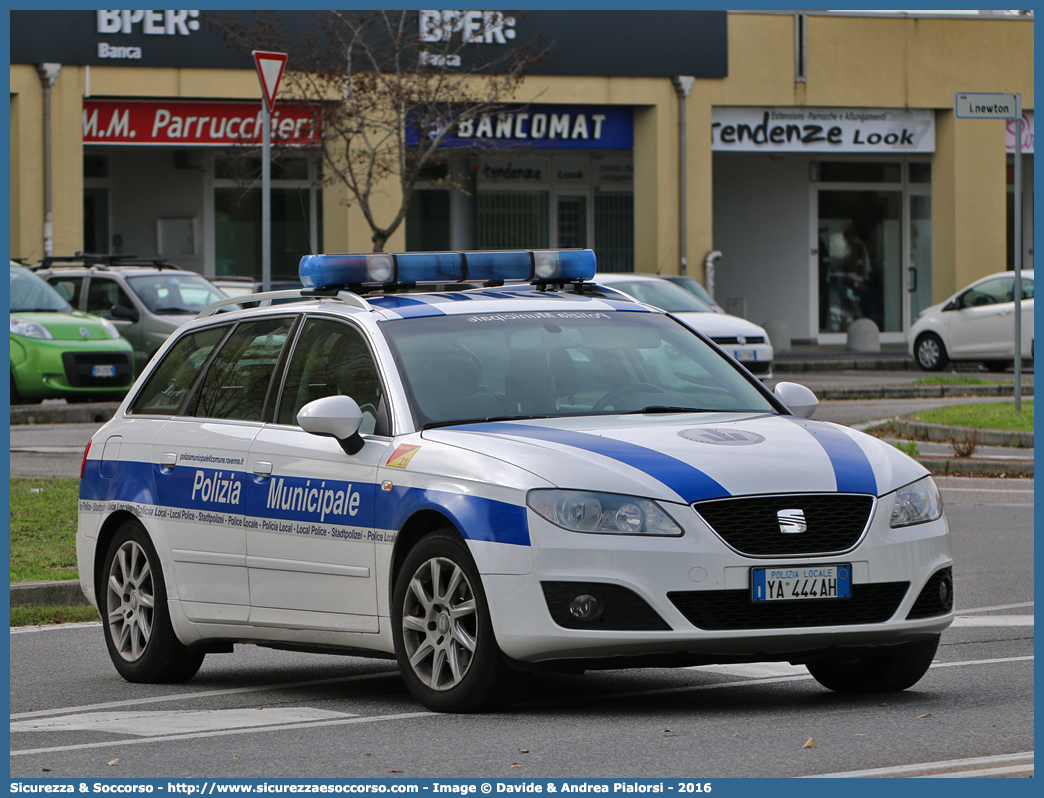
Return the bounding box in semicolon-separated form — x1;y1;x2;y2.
128;326;230;416
193;317;295;422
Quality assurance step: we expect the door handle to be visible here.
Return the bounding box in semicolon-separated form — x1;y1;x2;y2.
907;267;917;292
253;461;273;476
160;452;177;467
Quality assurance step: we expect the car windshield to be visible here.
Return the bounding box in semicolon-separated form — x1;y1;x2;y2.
10;265;72;313
602;279;715;313
127;273;229;314
381;310;777;428
667;276;718;307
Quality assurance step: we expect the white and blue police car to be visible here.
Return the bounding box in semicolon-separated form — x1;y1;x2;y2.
77;249;953;712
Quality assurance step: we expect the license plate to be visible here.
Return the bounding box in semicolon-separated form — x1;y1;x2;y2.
751;563;851;602
91;365;116;378
734;349;756;361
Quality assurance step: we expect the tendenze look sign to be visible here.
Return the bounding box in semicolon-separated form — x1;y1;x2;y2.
82;99;322;146
712;107;935;153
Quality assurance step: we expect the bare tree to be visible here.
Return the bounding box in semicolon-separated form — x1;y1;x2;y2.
212;10;545;252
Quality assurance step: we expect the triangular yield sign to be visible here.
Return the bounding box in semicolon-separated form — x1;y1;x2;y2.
252;50;288;113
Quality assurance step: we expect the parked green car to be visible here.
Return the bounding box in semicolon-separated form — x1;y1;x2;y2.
10;262;134;404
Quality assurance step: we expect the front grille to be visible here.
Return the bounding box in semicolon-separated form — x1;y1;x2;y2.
711;336;766;345
61;351;133;387
907;567;953;619
542;582;671;631
693;494;874;557
668;582;909;630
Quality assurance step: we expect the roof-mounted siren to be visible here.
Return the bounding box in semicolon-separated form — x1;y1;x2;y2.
298;249;597;292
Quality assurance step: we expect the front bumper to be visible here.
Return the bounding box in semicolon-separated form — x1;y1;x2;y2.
480;499;952;664
10;336;133;400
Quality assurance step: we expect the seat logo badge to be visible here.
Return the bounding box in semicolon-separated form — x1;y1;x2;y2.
777;509;807;534
79;328;91;339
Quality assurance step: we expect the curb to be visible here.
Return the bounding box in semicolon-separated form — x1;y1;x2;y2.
914;456;1034;477
11;580;89;607
775;358;913;373
11;403;121;426
894;418;1034;448
813;384;1034;401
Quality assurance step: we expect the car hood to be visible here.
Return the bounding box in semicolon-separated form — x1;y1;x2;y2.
669;312;769;338
10;311;122;342
422;413;926;503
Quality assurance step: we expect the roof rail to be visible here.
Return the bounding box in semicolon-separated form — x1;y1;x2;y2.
37;253;182;270
197;289;373;318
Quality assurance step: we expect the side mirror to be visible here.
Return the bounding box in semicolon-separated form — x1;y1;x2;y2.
111;304;139;322
774;382;819;419
297;395;365;455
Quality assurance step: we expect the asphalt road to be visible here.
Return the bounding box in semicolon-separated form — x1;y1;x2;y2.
9;486;1034;778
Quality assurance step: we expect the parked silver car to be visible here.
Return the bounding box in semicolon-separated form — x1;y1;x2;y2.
33;255;231;375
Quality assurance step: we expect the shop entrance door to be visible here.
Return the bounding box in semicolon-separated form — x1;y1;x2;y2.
816;189;903;338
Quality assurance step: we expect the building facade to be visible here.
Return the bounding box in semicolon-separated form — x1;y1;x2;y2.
10;10;1033;344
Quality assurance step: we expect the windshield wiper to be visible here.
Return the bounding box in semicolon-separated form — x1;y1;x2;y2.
152;304;197;315
621;406;714;415
423;414;553;430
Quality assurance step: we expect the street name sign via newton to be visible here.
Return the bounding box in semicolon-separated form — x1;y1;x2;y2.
955;91;1025;410
252;51;289;292
955;92;1020;119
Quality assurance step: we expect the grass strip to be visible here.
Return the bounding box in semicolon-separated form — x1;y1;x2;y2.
10;477;81;583
914;400;1034;432
11;605;100;627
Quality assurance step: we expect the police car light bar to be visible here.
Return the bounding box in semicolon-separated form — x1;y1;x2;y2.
299;249;597;290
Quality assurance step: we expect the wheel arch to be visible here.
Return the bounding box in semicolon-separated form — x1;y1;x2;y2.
388;509;463;599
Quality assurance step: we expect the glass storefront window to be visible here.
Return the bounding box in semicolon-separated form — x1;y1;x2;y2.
818;189;902;333
594;192;634;272
476;192;549;249
214;187;318;277
816;162;901;183
556;195;587;248
909;162;931;183
405;190;451;251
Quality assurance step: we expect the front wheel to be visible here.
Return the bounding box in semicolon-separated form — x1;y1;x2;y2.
101;520;204;683
392;529;529;712
914;333;948;371
806;636;940;693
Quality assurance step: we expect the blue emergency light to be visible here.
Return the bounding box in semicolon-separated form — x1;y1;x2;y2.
299;249;597;290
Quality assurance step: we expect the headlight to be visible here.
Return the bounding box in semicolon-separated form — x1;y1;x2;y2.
527;489;683;536
889;476;943;528
10;318;54;340
100;318;122;339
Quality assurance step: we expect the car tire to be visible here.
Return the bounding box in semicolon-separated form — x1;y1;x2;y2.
914;333;948;371
392;529;529;712
10;373;40;405
100;520;205;683
982;359;1012;373
806;636;940;693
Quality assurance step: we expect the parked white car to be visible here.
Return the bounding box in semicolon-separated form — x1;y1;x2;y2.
596;273;773;378
909;270;1034;371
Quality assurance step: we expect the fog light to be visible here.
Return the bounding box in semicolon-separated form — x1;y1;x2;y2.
939;576;951;606
568;593;603;621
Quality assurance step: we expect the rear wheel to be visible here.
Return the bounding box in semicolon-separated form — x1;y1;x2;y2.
806;636;940;693
101;520;204;683
914;333;948;371
392;529;529;712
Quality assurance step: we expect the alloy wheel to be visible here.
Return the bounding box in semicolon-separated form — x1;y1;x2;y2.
106;539;156;662
400;556;478;691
